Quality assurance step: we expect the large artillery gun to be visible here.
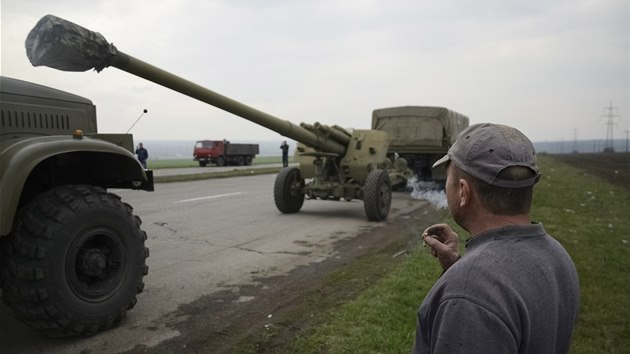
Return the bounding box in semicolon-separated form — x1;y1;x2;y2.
26;15;400;221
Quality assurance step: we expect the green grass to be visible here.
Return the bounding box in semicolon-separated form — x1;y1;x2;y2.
153;167;283;183
282;155;630;353
533;157;630;353
149;156;291;183
147;156;286;169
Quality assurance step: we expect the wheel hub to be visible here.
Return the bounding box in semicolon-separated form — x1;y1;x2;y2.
78;248;107;277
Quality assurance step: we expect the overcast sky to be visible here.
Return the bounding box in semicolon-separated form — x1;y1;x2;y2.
2;0;628;143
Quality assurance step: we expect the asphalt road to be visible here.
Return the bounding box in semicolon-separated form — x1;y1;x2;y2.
0;173;431;353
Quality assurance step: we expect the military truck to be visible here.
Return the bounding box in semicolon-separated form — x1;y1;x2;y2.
372;106;469;183
193;139;259;166
0;76;153;337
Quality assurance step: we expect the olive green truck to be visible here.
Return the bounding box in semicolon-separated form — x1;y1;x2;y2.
0;76;153;337
372;106;469;184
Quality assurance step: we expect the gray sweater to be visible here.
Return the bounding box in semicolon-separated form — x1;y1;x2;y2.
412;223;580;354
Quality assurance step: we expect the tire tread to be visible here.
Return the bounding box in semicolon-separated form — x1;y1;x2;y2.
0;184;149;337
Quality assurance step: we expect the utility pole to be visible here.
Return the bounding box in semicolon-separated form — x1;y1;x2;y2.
626;109;630;153
601;100;620;152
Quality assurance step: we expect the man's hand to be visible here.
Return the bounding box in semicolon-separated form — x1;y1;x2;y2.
422;224;460;271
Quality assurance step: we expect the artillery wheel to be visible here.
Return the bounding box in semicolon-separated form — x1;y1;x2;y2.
216;156;225;166
0;185;149;337
274;167;305;214
363;169;392;221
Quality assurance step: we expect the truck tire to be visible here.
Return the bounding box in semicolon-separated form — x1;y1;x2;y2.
216;156;225;166
245;156;253;166
199;160;208;167
236;156;245;166
363;169;392;221
274;167;305;214
0;185;149;337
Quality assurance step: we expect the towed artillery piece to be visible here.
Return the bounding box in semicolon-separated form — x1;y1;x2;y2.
26;15;407;221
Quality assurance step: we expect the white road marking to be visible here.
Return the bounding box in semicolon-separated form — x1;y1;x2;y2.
175;192;247;203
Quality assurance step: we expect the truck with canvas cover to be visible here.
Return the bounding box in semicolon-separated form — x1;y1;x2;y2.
0;76;153;337
193;139;259;166
24;14;415;221
372;106;469;183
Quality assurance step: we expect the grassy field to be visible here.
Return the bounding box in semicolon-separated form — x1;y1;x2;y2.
148;156;290;183
147;156;285;169
275;154;630;353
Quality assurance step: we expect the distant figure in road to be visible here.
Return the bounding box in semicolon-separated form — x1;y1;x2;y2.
280;140;289;167
412;123;580;354
135;142;149;169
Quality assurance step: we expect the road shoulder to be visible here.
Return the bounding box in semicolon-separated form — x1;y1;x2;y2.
123;201;442;353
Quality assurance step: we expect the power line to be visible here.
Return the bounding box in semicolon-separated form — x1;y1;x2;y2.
601;100;620;152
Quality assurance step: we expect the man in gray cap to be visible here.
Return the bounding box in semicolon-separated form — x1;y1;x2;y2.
411;123;579;353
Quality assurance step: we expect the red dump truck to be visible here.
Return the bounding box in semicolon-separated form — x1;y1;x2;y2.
193;140;259;167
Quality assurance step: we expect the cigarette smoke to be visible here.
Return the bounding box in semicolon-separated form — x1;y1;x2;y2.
408;176;448;209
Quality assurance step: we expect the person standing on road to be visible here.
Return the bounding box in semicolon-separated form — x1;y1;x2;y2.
280;140;289;167
412;123;580;354
135;142;149;169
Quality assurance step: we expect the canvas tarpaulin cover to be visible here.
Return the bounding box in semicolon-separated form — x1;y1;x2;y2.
372;106;469;149
26;14;118;72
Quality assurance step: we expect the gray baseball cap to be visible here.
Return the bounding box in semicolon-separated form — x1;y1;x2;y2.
433;123;540;188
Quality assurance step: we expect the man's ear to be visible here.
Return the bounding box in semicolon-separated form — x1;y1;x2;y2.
458;178;471;207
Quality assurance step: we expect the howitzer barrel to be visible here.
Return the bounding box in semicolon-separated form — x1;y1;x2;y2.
25;15;346;156
314;122;352;146
112;53;346;155
299;122;351;147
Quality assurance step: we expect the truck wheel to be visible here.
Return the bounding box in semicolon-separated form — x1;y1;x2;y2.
216;156;225;166
0;185;149;337
274;167;305;213
237;156;245;166
245;156;253;166
363;169;392;221
199;160;208;167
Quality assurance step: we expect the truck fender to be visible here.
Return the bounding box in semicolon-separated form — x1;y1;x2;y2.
0;135;149;236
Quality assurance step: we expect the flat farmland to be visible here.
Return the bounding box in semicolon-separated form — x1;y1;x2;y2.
550;152;630;189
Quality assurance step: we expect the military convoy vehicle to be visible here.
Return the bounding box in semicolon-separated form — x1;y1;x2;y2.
0;76;153;337
372;106;469;183
193;139;259;166
26;14;411;221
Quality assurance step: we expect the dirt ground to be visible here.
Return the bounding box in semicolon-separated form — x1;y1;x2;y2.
122;200;444;354
122;152;628;354
549;152;630;190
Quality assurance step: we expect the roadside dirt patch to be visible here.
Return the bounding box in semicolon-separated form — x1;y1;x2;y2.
549;152;630;190
123;201;443;354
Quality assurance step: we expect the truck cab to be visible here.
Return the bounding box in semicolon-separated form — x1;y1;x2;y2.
0;76;152;337
193;139;222;166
